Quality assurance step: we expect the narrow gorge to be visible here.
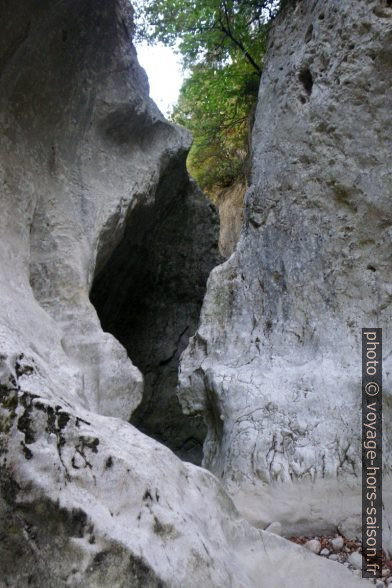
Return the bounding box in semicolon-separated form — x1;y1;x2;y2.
90;159;221;465
0;0;390;587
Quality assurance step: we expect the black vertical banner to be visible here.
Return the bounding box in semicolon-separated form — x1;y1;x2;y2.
362;328;382;578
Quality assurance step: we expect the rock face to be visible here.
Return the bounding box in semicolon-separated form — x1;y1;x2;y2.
179;0;392;544
0;0;381;586
216;180;245;258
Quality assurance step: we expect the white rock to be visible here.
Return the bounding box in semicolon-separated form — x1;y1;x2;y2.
305;539;321;554
320;548;330;556
331;536;345;551
329;554;340;561
264;521;282;536
178;0;392;549
0;0;386;586
349;552;364;570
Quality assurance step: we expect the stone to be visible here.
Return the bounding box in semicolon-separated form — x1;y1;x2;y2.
331;536;345;551
178;0;392;548
305;539;321;555
265;521;283;536
320;548;330;556
339;517;362;543
329;554;340;562
349;552;364;571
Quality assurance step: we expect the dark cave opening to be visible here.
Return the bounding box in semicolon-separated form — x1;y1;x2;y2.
90;161;221;465
299;66;314;95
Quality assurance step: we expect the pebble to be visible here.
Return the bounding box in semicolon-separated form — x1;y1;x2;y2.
320;548;330;556
264;522;282;536
329;554;339;561
331;536;344;551
348;551;363;570
305;539;321;554
382;569;390;577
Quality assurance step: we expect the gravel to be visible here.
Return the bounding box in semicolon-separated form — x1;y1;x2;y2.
289;534;391;585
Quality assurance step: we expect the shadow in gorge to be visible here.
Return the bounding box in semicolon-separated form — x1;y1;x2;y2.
90;160;222;465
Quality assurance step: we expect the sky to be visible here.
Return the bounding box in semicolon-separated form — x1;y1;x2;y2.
136;42;184;117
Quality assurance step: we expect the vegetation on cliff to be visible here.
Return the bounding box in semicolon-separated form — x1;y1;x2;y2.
134;0;280;200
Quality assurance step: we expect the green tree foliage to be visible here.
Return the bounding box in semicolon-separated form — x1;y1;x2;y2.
134;0;280;198
172;61;259;195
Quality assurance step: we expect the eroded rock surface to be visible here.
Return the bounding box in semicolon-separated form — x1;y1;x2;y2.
0;0;380;586
179;0;392;544
0;376;369;587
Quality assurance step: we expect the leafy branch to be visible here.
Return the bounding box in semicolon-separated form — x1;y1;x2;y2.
134;0;280;198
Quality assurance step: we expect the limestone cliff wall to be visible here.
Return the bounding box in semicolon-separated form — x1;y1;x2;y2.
0;0;377;586
179;0;392;544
